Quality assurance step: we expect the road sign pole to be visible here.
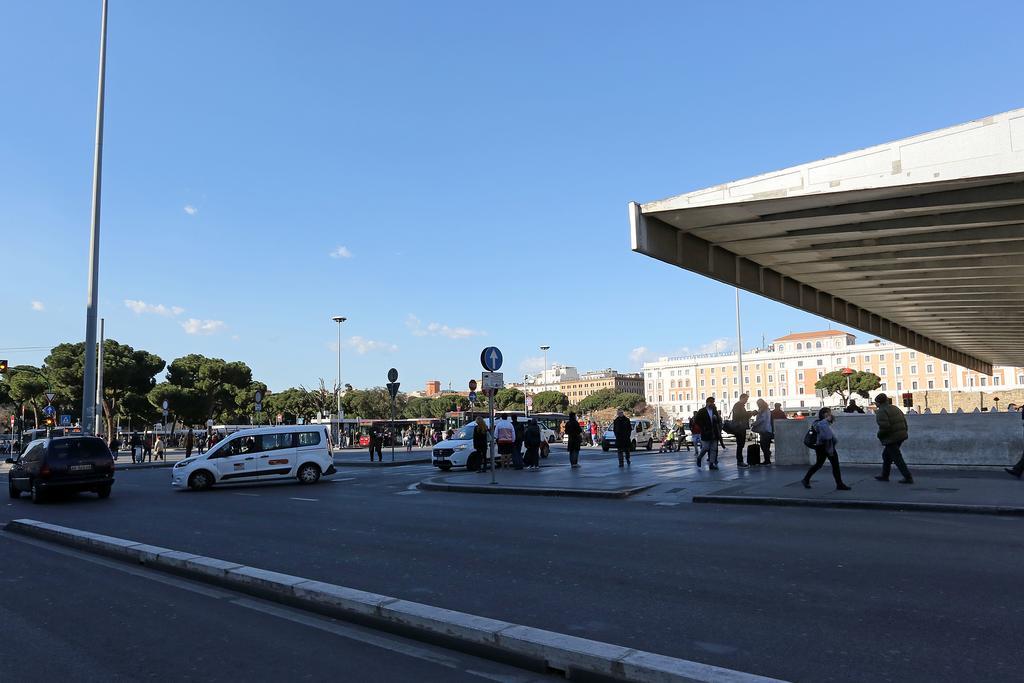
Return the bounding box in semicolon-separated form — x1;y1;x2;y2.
489;389;496;485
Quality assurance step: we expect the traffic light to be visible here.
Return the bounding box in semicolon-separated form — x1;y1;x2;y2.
0;359;8;374
901;392;913;408
44;417;55;427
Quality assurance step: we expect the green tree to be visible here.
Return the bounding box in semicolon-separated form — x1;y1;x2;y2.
815;370;881;404
532;390;569;413
428;394;469;418
343;387;405;420
302;379;337;420
577;388;618;413
162;354;253;425
614;392;645;411
494;387;525;411
5;365;50;428
402;396;434;419
263;387;315;424
44;340;164;437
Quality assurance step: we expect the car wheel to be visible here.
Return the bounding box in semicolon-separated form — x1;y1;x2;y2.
30;482;45;504
297;462;321;485
466;453;481;471
9;480;20;499
96;485;112;499
631;439;637;451
646;439;654;451
602;444;609;452
548;435;556;443
188;470;214;491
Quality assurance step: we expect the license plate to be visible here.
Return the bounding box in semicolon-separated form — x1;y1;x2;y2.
69;464;93;472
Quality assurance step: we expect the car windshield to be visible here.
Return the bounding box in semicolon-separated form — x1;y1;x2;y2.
452;425;476;441
49;438;109;460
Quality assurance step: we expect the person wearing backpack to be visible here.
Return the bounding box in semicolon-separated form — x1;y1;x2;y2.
873;393;913;484
802;407;850;490
524;418;543;470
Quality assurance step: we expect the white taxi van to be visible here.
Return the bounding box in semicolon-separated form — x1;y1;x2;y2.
172;425;335;491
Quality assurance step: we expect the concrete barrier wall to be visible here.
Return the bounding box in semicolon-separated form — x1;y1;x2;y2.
774;413;1024;467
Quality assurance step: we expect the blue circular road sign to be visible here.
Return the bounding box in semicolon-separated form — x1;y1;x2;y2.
43;405;56;417
480;347;503;372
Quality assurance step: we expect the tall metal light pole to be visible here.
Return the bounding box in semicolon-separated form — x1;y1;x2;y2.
81;0;109;435
540;345;550;392
95;317;105;435
332;316;346;443
735;289;744;399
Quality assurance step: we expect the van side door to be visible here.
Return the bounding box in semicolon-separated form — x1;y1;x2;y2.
210;437;259;482
255;433;297;479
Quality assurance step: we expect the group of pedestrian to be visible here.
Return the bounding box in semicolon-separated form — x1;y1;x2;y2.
802;392;914;489
474;413;547;472
690;394;777;470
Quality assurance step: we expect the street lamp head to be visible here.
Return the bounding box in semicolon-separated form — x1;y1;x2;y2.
332;316;347;324
540;345;550;351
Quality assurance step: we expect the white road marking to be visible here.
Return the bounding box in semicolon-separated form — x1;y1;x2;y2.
331;477;356;482
289;497;318;502
395;490;420;496
654;502;680;507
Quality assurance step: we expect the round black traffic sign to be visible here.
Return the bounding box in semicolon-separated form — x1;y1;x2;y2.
387;367;399;382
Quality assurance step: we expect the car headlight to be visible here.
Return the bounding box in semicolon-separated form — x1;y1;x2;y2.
455;444;468;451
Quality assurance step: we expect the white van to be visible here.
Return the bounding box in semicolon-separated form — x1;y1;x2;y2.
601;419;655;452
171;425;335;491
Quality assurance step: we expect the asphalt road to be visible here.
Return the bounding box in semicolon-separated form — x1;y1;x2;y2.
0;532;545;682
2;449;1021;682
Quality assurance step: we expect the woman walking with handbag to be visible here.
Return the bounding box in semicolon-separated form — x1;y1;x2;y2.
803;407;851;490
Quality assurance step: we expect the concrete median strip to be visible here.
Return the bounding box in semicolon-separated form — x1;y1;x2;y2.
692;494;1024;516
418;477;657;499
6;518;784;683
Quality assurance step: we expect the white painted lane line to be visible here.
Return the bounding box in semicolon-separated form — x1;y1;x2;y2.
394;490;420;496
331;477;356;482
289;497;318;502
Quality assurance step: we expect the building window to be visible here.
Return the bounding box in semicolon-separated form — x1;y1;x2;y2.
880;368;887;375
767;363;773;369
778;344;784;351
815;341;822;348
744;376;750;384
980;377;988;386
865;367;872;373
928;380;934;389
796;343;803;350
897;382;903;390
944;380;950;388
880;383;887;391
912;381;918;390
895;353;901;360
700;380;705;387
781;387;787;396
798;372;804;381
910;365;917;374
942;363;949;371
798;387;805;394
926;364;933;373
797;361;804;367
768;389;774;396
816;359;823;366
994;376;1001;385
864;355;871;362
780;362;786;368
896;367;902;375
910;352;917;359
817;371;823;379
756;375;761;383
710;367;715;374
711;379;716;386
744;365;749;371
723;377;729;385
850;357;856;364
768;375;773;382
879;355;885;361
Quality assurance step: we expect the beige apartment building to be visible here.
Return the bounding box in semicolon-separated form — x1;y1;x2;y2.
561;370;644;403
643;330;1024;417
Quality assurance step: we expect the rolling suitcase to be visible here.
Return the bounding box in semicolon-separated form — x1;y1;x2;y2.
746;442;761;466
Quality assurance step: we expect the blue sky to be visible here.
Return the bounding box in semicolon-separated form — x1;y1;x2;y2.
3;1;1022;393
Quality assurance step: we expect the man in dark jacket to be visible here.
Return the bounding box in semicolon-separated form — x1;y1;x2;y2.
524;419;543;470
612;409;633;467
727;394;753;467
694;397;724;470
874;393;913;484
1004;404;1024;478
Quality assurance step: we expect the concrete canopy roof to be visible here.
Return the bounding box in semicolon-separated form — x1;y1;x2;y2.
630;109;1024;374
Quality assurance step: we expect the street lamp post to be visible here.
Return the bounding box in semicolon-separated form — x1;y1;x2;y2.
540;345;550;392
81;0;109;436
332;316;346;445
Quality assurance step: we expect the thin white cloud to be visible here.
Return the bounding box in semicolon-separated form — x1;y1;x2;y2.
329;245;353;259
699;338;732;354
347;336;398;355
405;314;484;340
183;205;198;216
181;318;226;335
125;299;184;317
30;300;45;312
629;346;651;364
519;356;546;374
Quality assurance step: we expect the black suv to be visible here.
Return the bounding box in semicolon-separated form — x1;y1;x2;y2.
7;436;115;503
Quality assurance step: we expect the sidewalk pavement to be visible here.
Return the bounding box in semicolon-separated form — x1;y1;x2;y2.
419;446;1024;514
334;446;432;467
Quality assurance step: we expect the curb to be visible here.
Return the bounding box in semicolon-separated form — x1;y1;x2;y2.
692;494;1024;516
6;519;782;683
115;461;179;470
334;458;431;468
418;477;656;499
